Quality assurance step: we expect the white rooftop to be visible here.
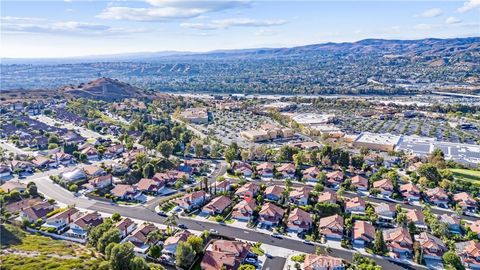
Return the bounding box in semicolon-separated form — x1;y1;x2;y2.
354;132;401;146
292;113;334;125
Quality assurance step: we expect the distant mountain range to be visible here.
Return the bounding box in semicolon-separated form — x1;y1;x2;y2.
3;37;479;63
1;37;479;94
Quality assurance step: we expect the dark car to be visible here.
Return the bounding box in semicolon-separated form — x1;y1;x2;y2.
178;224;187;229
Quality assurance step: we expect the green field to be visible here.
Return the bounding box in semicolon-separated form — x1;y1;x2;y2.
0;224;102;270
450;168;480;184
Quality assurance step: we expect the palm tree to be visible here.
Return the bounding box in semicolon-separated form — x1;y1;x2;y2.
165;212;179;233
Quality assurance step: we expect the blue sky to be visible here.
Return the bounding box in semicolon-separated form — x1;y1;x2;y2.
1;0;479;58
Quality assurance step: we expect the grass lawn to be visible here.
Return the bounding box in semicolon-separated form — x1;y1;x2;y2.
450;168;480;184
251;244;265;256
1;224;102;270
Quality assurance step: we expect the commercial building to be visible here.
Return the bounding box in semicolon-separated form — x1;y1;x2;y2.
180;108;209;124
352;132;401;152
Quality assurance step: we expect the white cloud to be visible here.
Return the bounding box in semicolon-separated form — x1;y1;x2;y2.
445;17;462;24
98;0;250;21
1;16;144;35
181;18;287;30
420;8;443;17
457;0;480;12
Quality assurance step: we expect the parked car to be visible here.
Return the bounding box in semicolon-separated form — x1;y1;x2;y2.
178;224;187;229
157;211;168;217
245;258;257;265
271;232;283;239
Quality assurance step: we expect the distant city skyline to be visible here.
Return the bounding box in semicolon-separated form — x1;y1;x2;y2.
1;0;479;58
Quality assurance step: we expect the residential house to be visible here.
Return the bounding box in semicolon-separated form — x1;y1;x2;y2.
19;201;54;222
278;163;296;179
9;160;33;174
201;240;252;270
317;190;337;204
82;174;113;191
375;203;396;223
210;179;231;193
5;198;42;215
44;207;81;231
345;197;366;215
469;220;480;238
457;240;480;270
326;171;344;189
61;168;87;184
439;214;462;234
116;218;137;239
372;179;394;197
258;202;285;227
406;209;427;230
175;190;209;211
264;185;285;202
0;164;11;178
302;167;321;182
83;165;105;178
289;186;312;206
287;208;313;233
163;230;192;255
383;227;413;258
0;181;26;193
65;212;103;239
319;214;344;240
136;178;164;194
233;162;253;177
80;146;99;160
400;183;421;202
415;232;447;260
453;192;478;213
256;162;274;178
32;156;56;169
424;187;449;208
303;254;345;270
351;175;368;192
235;182;260;197
126;223;158;254
110;184;142;201
232;199;256;222
202;195;231;215
353;220;375;246
10;160;34;173
54;152;74;166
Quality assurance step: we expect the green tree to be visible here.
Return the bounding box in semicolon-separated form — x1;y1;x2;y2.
176;242;196;269
68;184;78;193
373;230;387;254
443;251;465;270
111;212;121;222
108;242;136;270
130;256;149;270
97;228;121;253
417;164;442;184
224;147;237;164
187;235;203;254
157;141;174;158
148;245;162;258
142;163;155;179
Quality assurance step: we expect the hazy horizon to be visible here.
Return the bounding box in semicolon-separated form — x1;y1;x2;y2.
1;0;479;58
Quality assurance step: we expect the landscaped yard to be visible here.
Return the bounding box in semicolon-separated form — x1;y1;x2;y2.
450;168;480;184
1;224;102;270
